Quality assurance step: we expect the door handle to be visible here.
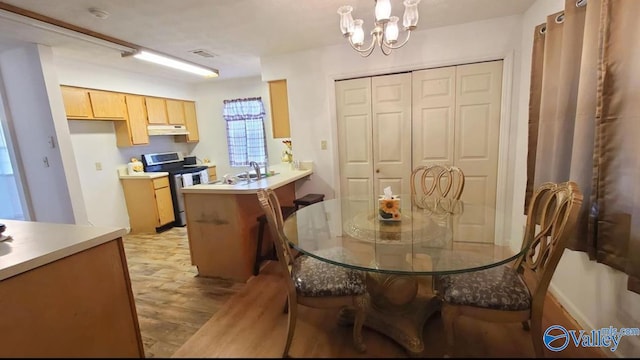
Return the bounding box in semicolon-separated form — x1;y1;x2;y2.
376;169;380;173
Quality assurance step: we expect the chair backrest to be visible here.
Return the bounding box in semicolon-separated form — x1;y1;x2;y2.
516;181;583;308
256;189;297;299
410;165;465;208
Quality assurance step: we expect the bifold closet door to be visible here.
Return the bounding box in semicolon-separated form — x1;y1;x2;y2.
336;77;374;199
454;61;502;244
371;73;412;197
412;61;502;244
336;73;412;199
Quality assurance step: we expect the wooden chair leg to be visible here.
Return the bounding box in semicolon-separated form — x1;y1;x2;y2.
441;304;459;358
352;295;368;352
283;301;297;357
530;317;544;358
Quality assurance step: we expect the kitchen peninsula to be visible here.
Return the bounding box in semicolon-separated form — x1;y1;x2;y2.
181;164;313;282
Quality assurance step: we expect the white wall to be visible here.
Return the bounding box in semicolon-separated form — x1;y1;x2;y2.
0;44;83;224
515;1;640;357
54;55;196;229
261;15;524;226
191;76;283;179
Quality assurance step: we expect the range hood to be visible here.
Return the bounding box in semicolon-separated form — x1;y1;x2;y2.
147;124;190;136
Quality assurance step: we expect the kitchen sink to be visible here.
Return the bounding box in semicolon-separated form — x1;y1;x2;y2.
236;173;259;180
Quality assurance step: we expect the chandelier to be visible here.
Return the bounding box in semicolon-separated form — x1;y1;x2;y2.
337;0;421;57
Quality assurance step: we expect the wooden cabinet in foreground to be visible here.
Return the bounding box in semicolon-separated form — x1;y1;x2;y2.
61;86;126;120
121;176;175;233
115;94;150;147
268;79;291;138
0;220;143;357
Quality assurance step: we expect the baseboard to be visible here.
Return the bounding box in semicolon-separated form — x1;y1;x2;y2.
548;284;617;358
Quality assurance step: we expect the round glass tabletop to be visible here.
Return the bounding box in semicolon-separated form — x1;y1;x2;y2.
282;195;524;276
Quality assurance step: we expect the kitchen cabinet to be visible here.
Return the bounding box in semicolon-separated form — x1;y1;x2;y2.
61;86;127;120
121;175;175;233
0;220;143;357
166;99;186;125
114;94;150;147
207;165;217;181
145;97;168;124
268;79;291;138
175;101;200;143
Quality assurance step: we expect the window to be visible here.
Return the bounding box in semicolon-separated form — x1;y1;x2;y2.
223;97;267;167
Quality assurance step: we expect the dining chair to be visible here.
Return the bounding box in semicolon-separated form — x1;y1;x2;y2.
410;164;465;210
436;181;583;357
256;189;368;357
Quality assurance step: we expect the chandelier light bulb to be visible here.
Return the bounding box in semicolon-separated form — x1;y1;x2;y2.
385;16;399;43
374;0;391;23
337;5;355;36
402;0;421;30
351;19;365;46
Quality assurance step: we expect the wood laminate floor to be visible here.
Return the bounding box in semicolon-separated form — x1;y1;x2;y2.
122;227;244;358
124;227;606;358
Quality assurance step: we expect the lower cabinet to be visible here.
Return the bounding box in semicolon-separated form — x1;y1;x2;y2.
0;239;144;357
121;176;175;233
207;165;217;181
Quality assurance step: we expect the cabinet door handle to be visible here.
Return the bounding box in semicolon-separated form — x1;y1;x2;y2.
376;169;380;173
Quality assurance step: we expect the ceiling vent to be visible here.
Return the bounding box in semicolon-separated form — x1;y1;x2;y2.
189;49;216;58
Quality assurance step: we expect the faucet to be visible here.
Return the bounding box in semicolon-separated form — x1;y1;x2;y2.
249;161;261;180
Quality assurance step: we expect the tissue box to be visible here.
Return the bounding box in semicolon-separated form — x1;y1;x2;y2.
378;196;401;221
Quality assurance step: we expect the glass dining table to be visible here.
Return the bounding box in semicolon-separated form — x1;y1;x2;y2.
282;195;524;356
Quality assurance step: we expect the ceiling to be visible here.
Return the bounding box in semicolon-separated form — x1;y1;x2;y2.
0;0;535;84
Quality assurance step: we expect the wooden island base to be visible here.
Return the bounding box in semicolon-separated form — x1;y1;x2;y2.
183;182;295;282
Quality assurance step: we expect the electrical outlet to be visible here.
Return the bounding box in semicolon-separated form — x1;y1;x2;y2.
95;162;102;171
321;140;327;150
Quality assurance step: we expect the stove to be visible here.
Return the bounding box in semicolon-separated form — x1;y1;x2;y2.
141;151;209;228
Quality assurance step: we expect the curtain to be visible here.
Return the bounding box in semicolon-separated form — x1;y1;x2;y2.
223;97;268;167
526;0;640;294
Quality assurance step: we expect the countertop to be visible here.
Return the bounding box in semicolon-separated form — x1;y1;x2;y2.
117;163;215;179
181;163;312;195
0;219;127;281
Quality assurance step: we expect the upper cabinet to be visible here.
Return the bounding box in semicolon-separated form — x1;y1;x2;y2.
61;86;126;120
165;99;185;125
145;98;185;125
145;97;168;124
175;101;199;143
114;95;149;147
61;86;200;146
268;79;291;138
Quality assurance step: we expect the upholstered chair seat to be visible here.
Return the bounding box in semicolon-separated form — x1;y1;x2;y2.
438;265;531;311
292;253;367;297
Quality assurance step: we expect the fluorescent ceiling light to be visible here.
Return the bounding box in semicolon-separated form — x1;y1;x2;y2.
127;50;219;78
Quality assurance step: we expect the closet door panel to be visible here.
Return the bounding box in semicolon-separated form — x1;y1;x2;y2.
412;67;456;167
454;61;503;244
336;77;374;198
372;73;412;197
